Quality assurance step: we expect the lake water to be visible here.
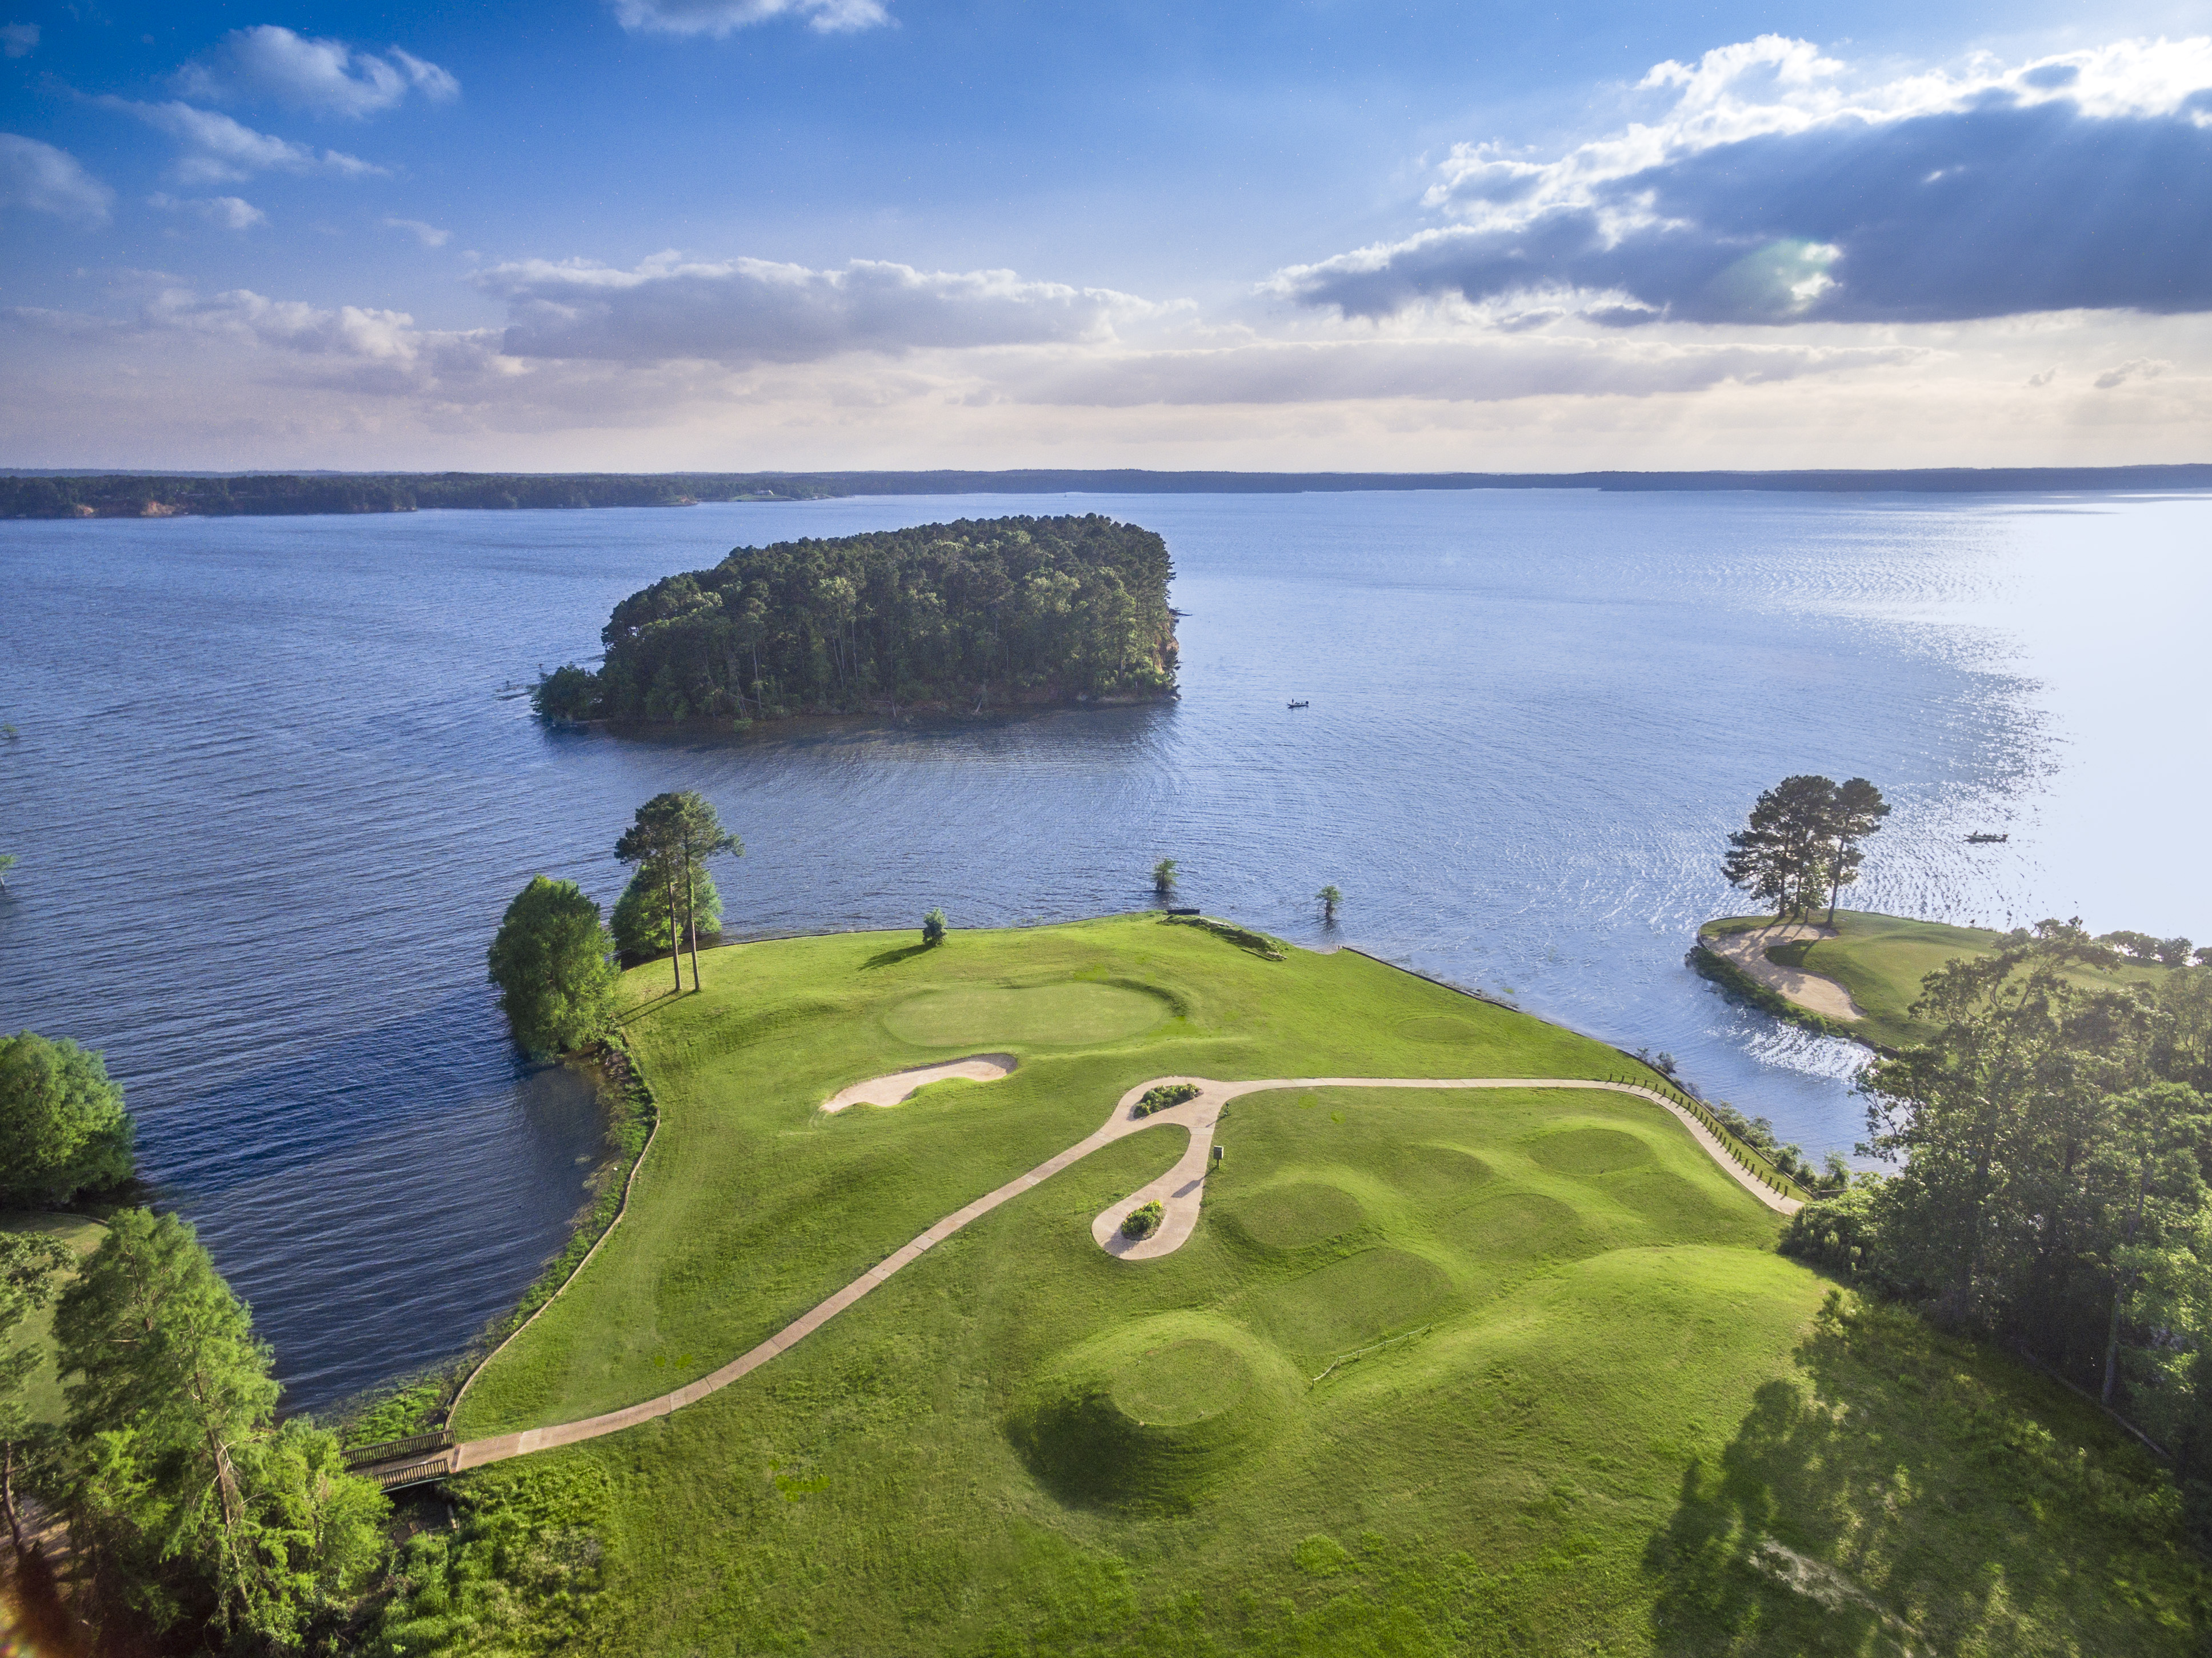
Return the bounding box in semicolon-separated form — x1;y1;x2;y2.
3;489;2205;1410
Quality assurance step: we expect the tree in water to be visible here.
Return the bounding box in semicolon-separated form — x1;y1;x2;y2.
486;876;620;1055
1153;858;1178;897
54;1209;387;1646
1317;884;1343;923
0;1032;135;1206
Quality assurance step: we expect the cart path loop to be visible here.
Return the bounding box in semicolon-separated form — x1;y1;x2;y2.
447;1075;1795;1475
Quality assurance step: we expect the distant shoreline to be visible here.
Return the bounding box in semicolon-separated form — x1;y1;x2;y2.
7;464;2212;520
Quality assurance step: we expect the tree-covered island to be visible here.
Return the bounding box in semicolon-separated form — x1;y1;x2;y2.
534;514;1178;725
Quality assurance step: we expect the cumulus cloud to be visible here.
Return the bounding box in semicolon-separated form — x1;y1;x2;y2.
0;133;113;225
150;191;267;229
610;0;891;37
2;22;37;57
109;100;383;183
2094;357;2170;388
480;253;1147;363
1281;35;2212;326
177;26;459;117
384;216;451;247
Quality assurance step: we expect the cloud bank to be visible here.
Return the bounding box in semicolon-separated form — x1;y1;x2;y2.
177;26;459;118
482;254;1146;363
1281;35;2212;326
111;100;384;183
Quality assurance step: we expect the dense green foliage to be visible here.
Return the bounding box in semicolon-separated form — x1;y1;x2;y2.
50;1208;389;1648
1782;921;2212;1492
1134;1081;1201;1115
437;917;2196;1654
486;876;620;1056
1722;774;1889;922
613;866;721;961
0;1229;72;1556
922;906;948;947
543;515;1176;723
0;1030;135;1205
616;792;741;993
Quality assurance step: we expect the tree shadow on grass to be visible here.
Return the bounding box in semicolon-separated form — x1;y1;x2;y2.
1643;1291;2203;1656
862;942;932;970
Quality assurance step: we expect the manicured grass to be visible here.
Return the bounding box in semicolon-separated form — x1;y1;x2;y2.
883;980;1171;1046
1;1211;106;1425
1701;910;2172;1050
453;916;2203;1654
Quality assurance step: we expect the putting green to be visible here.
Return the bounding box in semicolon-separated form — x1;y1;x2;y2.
882;981;1168;1046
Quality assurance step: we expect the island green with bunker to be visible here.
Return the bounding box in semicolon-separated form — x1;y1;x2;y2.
384;913;2202;1655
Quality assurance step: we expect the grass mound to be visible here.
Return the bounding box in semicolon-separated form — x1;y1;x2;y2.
1525;1124;1657;1175
1245;1247;1454;1367
882;980;1168;1045
1013;1319;1293;1509
1219;1181;1367;1251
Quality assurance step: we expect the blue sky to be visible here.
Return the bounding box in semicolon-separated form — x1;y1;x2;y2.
3;1;2209;468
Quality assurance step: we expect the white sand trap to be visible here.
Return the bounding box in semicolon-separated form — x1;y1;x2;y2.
821;1054;1016;1113
1706;924;1864;1022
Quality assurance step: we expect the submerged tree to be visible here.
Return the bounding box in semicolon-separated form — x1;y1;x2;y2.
1153;858;1178;897
1317;884;1343;923
0;1032;135;1207
487;876;620;1055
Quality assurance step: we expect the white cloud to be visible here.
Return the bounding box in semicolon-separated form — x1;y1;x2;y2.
384;216;451;247
150;191;267;229
610;0;891;38
1;22;38;58
108;100;385;183
1281;35;2212;326
480;253;1150;363
176;26;459;118
0;133;113;226
2094;357;2170;389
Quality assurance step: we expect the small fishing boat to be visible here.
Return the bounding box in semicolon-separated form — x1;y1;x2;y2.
1965;832;2009;844
1287;699;1310;709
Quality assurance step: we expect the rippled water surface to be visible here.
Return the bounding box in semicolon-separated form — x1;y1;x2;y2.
2;489;2205;1408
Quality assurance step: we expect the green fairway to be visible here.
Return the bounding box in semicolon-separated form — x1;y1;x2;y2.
449;915;2202;1655
1701;909;2172;1049
883;980;1171;1046
1;1210;106;1425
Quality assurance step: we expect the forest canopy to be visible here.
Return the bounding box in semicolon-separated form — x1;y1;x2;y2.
535;515;1178;724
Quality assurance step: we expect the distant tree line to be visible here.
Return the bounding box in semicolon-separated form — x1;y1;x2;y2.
1783;920;2212;1528
0;472;834;520
533;516;1177;724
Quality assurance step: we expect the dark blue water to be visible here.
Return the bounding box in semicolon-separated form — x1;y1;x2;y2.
3;489;2205;1409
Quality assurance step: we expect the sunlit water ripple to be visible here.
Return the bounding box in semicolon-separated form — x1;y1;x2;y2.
2;488;2204;1409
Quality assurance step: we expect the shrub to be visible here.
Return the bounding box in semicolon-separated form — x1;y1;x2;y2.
1134;1082;1201;1116
530;663;600;722
923;908;948;946
1122;1201;1164;1240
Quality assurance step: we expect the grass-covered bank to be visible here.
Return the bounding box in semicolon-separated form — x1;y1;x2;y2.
408;915;2205;1655
1698;909;2174;1050
0;1212;105;1427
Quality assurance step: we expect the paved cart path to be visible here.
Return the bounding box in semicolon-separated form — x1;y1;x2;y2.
432;1074;1797;1479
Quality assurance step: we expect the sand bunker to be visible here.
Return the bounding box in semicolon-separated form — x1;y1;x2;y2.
821;1053;1016;1113
1705;924;1864;1022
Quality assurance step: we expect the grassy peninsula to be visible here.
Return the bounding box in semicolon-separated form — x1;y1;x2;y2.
536;515;1177;725
410;915;2200;1655
1697;909;2180;1050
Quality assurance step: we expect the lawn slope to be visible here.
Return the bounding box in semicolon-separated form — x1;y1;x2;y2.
450;916;2202;1655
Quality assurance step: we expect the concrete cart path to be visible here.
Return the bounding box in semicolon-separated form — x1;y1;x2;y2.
445;1074;1795;1476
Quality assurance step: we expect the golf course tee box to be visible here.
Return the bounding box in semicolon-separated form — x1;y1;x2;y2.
441;913;2203;1657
